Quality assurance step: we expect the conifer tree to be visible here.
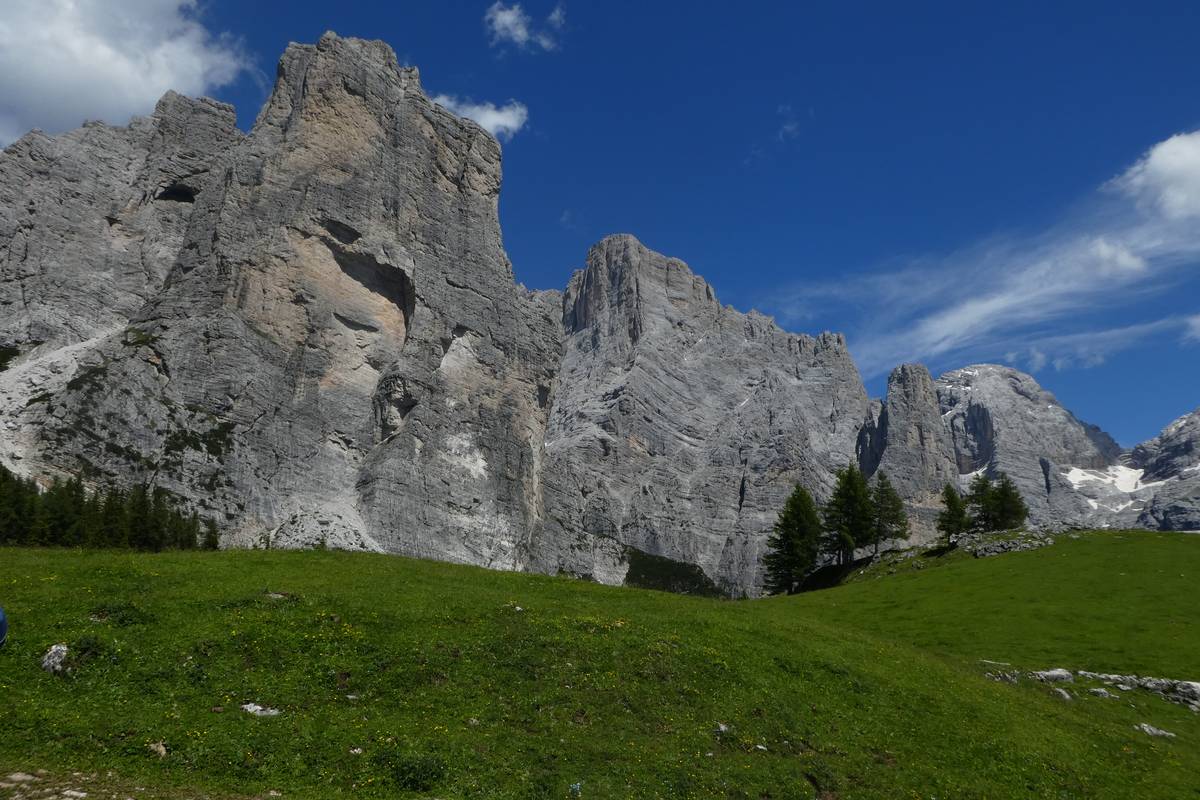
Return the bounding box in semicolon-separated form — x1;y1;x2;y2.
936;483;971;545
966;473;998;532
201;520;221;551
992;473;1029;530
868;472;908;556
822;464;874;564
763;484;823;594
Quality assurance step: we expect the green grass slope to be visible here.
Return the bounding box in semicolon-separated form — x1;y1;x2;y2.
795;531;1199;676
0;534;1196;799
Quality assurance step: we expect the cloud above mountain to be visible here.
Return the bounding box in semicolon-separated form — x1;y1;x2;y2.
484;2;566;52
769;128;1200;378
0;0;250;146
432;96;529;141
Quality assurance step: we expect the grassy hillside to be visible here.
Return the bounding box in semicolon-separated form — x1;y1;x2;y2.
798;531;1199;676
0;533;1196;799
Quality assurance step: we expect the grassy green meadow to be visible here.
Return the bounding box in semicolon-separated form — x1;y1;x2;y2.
0;531;1197;799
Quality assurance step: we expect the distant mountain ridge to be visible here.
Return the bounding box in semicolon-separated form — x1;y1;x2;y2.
0;33;1194;596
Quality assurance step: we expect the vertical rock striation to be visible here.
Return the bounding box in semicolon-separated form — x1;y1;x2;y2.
531;235;869;594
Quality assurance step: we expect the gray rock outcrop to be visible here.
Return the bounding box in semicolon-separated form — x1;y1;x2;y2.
530;235;869;593
1131;408;1200;481
935;365;1125;528
0;92;242;354
1128;409;1200;530
859;363;958;537
5;34;563;571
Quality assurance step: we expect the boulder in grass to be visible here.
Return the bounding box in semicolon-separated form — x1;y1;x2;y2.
241;702;282;717
1135;723;1176;738
41;644;70;674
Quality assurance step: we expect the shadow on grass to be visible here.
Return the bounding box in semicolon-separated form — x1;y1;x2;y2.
799;556;874;593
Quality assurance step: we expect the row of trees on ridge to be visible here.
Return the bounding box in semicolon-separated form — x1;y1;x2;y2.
766;468;1032;595
936;473;1029;543
764;465;907;595
0;464;218;551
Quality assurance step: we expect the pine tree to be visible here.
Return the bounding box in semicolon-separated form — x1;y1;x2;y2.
868;472;908;556
822;464;874;564
201;520;220;551
936;483;971;545
966;473;998;532
99;487;129;548
992;473;1029;530
763;484;823;594
126;485;158;551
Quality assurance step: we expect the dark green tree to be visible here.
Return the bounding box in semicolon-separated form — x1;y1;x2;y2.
99;487;129;548
992;473;1029;530
936;483;971;545
822;464;874;564
201;520;221;551
0;464;216;553
868;472;908;556
763;484;823;594
966;473;998;532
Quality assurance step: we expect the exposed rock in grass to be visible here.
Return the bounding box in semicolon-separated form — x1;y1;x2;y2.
1031;668;1073;683
1078;671;1200;712
241;702;282;717
957;529;1055;558
1136;723;1176;738
40;644;69;674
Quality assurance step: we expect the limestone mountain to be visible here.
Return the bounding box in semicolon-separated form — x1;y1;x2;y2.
530;234;868;593
0;33;1194;597
1131;408;1200;531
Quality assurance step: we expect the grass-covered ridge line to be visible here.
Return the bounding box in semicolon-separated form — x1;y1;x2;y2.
0;533;1196;798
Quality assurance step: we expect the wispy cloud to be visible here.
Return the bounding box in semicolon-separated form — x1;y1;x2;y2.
484;2;565;52
776;104;801;142
764;129;1200;377
1186;315;1200;343
0;0;251;146
432;95;529;141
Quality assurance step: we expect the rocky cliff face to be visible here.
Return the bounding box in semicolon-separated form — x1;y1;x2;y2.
3;34;562;570
530;235;868;593
0;33;1194;598
0;92;242;353
1132;409;1200;531
935;365;1126;529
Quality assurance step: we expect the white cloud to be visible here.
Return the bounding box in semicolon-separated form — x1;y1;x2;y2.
484;2;563;51
1022;318;1185;371
433;95;529;142
1115;130;1200;220
0;0;250;146
765;126;1200;378
1027;348;1047;372
1186;315;1200;343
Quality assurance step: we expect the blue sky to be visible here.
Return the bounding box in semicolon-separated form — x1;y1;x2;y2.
2;2;1198;445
